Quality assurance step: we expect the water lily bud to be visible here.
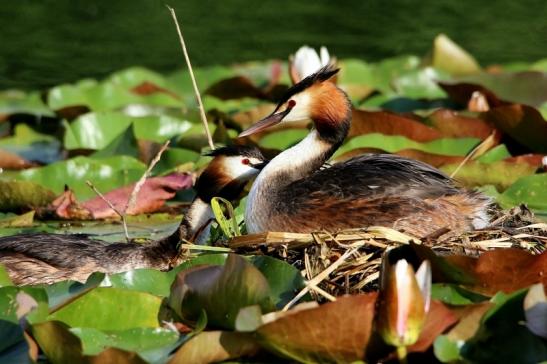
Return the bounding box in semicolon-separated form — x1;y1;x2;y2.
289;45;332;84
377;257;431;348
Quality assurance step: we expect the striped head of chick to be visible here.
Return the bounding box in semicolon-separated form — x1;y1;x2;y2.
195;145;267;203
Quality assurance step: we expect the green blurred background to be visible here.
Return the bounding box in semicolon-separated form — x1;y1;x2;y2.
1;0;546;90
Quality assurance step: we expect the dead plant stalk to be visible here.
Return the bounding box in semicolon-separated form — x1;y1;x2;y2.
166;5;215;150
85;181;130;242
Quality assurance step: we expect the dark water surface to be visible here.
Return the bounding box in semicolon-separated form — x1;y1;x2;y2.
1;0;546;89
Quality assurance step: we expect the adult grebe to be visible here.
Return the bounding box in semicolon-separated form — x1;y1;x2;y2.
0;146;267;285
239;66;491;237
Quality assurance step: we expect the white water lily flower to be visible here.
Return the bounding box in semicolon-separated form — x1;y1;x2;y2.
290;45;331;83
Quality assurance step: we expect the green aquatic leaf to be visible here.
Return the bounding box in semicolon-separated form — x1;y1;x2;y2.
211;197;240;238
70;327;179;362
48;287;162;331
169;254;274;329
0;211;35;228
0;266;12;287
392;67;449;99
64;111;193;150
258;129;308;150
48;69;181;112
0;90;54;117
461;290;547;363
497;174;547;212
106;269;174;297
10;155;146;199
91;124;139;159
476;144;511;163
431;284;488;306
334;133;480;158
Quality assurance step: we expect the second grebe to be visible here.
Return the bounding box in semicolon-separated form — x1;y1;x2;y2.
239;66;491;237
0;146;267;285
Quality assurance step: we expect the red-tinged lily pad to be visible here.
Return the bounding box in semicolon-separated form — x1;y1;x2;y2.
427;109;496;140
169;331;260;364
408;300;458;353
349;109;442;142
410;244;547;296
205;76;268;100
168;254;275;330
82;173;192;219
256;294;377;363
482;103;547;153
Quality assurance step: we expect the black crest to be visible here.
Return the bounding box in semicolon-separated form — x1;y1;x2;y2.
204;145;265;160
276;64;339;109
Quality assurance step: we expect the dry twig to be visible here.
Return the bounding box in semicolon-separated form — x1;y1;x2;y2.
166;5;215;150
86;181;130;242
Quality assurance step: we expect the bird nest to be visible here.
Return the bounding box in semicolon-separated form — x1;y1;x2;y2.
226;205;547;302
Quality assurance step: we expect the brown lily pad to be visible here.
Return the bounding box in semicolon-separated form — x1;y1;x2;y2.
257;294;377;363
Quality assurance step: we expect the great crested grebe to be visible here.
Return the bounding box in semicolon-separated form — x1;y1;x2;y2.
0;146;267;285
239;65;491;237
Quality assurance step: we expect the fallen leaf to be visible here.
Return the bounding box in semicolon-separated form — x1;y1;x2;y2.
257;294;377;363
82;173;193;219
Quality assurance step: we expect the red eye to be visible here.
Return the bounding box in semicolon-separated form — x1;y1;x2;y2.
288;100;296;108
241;158;250;165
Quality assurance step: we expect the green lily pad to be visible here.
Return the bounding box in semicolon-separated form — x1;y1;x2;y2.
431;284;488;305
169;254;274;330
476;144;511;163
461;290;547;363
91;124;139;159
259;129;308;150
0;320;30;364
10;155;146;199
48;287;162;330
497;174;547;213
70;327;179;362
106;269;174;297
0;90;54;117
392;67;449;99
431;34;481;76
334;133;480;158
0;265;13;287
64;111;193;150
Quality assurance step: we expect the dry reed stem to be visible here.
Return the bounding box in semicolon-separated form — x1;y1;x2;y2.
125;140;170;214
282;248;358;311
166;5;215;150
450;130;497;178
85;181;130;242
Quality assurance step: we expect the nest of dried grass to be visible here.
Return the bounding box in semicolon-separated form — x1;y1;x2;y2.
227;205;546;304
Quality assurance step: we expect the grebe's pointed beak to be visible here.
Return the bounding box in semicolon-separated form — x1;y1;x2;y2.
238;106;293;138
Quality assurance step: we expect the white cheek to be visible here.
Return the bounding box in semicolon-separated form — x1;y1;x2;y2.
283;92;312;123
224;157;259;180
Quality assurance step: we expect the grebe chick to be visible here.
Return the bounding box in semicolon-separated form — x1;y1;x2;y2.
0;146;267;285
239;66;491;237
